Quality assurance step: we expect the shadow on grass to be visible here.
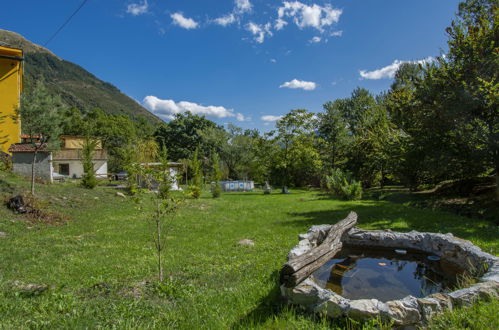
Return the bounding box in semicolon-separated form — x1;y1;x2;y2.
275;202;498;249
233;271;388;329
232;270;285;328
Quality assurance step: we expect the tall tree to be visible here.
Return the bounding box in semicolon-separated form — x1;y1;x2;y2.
275;109;321;190
318;99;351;170
154;112;222;161
18;80;65;194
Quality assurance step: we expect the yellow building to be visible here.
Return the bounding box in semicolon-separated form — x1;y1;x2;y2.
0;45;23;154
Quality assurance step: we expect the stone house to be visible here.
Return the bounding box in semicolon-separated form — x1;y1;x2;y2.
9;135;108;182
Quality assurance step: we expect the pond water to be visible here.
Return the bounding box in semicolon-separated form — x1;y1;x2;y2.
311;246;464;302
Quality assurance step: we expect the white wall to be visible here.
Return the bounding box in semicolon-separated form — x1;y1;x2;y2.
52;160;108;179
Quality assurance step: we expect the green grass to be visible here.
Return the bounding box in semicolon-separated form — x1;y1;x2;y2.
0;172;497;329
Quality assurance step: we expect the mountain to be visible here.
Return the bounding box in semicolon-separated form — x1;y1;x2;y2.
0;29;161;125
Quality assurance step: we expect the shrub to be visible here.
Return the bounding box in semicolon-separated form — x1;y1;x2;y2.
189;149;203;199
187;185;201;199
325;168;363;200
210;152;222;198
81;137;98;189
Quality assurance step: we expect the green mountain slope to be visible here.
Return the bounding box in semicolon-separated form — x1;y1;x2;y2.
0;29;161;125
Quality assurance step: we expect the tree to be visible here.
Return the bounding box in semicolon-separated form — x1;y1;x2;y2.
81;135;98;189
210;152;222;198
318;99;351;171
200;123;260;180
154;112;222;161
133;150;182;282
274;109;321;190
188;148;202;198
319;88;394;187
61;107;149;173
18;80;65;194
125;138;160;195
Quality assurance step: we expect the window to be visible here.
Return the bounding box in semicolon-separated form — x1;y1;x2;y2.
59;164;69;176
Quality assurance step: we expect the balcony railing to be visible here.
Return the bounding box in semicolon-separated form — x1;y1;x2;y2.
52;149;108;161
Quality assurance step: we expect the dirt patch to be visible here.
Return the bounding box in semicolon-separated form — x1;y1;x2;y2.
5;194;68;226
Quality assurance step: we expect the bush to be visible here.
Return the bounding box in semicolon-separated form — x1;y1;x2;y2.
0;152;12;172
211;183;221;198
325;168;363;200
187;185;201;199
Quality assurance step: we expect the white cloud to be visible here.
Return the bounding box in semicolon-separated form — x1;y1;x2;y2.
276;1;342;33
236;113;248;121
213;0;253;27
126;0;148;16
143;96;245;121
331;30;343;37
171;13;199;29
279;79;317;91
246;22;272;43
309;36;321;43
275;18;288;30
261;115;283;122
214;13;236;26
359;57;434;80
235;0;252;13
270;58;277;63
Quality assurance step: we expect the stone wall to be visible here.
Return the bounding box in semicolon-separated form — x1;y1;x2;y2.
281;222;499;326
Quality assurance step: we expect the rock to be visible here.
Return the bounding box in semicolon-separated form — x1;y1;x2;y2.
281;222;499;327
386;296;421;325
326;294;349;318
238;239;255;246
347;299;382;320
417;297;444;323
12;281;48;293
115;192;126;198
480;261;499;283
427;293;453;311
448;281;499;307
287;279;332;307
0;232;7;238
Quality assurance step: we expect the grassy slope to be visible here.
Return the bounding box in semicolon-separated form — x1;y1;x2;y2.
0;172;497;329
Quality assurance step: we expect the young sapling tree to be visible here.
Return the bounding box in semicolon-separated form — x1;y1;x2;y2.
210;151;222;198
132;145;183;282
17;80;65;195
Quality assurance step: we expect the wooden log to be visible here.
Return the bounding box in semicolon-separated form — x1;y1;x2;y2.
280;211;357;287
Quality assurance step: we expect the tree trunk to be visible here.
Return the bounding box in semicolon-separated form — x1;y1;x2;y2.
495;172;499;202
156;202;163;282
31;150;37;195
280;212;357;287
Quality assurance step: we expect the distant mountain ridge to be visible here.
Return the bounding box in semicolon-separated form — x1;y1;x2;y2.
0;29;161;125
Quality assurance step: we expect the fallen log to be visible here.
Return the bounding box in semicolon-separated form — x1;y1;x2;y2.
280;211;357;287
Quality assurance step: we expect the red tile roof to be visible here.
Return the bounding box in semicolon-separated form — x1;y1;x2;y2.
20;134;41;139
8;143;48;153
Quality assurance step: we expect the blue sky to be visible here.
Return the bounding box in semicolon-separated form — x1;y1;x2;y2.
1;0;461;130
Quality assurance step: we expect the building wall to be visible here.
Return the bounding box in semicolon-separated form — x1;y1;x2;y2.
0;46;23;154
52;160;107;179
62;137;102;150
12;152;53;182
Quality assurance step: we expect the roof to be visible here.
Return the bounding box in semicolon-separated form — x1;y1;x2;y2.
20;134;41;139
59;135;86;139
140;162;182;167
0;45;23;58
8;143;48;153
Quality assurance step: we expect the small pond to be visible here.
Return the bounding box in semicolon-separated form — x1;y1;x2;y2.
311;246;464;302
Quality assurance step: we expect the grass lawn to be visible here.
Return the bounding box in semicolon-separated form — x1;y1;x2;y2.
0;172;498;329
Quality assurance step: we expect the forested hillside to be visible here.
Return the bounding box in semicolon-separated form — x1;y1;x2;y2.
0;29;161;125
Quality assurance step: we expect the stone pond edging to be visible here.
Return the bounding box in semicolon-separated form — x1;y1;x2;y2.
281;223;499;326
